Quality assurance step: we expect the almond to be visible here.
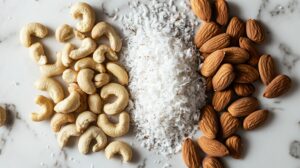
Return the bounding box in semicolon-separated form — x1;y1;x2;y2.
225;135;242;159
215;0;229;26
258;54;276;85
263;74;292;98
243;109;269;130
200;33;231;53
212;63;235;91
194;22;222;48
220;112;240;138
197;136;229;157
212;89;234;112
202;53;211;60
228;97;259;117
182;138;202;168
246;19;265;43
190;0;212;22
202;156;224;168
239;37;260;66
233;83;255;97
206;77;213;92
201;50;225;77
234;64;259;83
199;105;219;139
222;47;249;64
226;17;245;45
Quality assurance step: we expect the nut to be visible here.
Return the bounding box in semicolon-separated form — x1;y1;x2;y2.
215;0;229;26
212;63;235;91
198;105;218;139
0;106;6;127
70;2;95;33
61;43;76;67
31;95;54;121
200;33;231;53
201;50;225;77
233;83;255;97
50;113;75;132
190;0;212;22
239;37;260;66
57;124;81;148
212;89;234;112
97;112;130;137
243;109;269;130
228;97;259;117
105;141;132;162
74;57;106;73
76;111;97;132
197;136;229;157
40;52;66;77
29;42;47;65
54;85;81;113
62;69;78;84
77;68;96;94
234;64;259;83
258;54;276;85
194;22;221;48
106;62;129;85
263;74;291;98
225;135;242;159
88;93;102;114
20;22;48;48
34;77;64;103
226;17;245;45
69;37;97;60
55;24;73;42
202;157;224;168
93;44;118;63
246;19;265;43
78;126;107;154
182;138;201;168
94;73;110;88
222;47;249;64
220;112;240;138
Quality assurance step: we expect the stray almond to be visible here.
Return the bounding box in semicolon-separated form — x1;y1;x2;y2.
190;0;212;22
239;37;260;66
194;22;222;48
233;83;255;97
199;105;219;139
225;135;243;159
201;50;225;77
197;136;229;157
215;0;229;26
235;64;259;83
220;112;240;138
228;97;259;117
202;156;224;168
258;54;276;85
222;47;249;64
212;63;235;91
246;19;265;43
212;89;234;112
182;138;202;168
226;17;245;45
263;74;292;98
200;33;231;53
243;109;269;130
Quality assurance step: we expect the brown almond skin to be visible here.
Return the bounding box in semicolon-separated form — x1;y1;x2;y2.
197;136;229;157
201;50;225;77
212;89;234;112
243;109;269;130
220;112;240;138
239;37;260;66
200;33;231;53
246;19;265;43
226;17;245;45
215;0;229;26
263;74;292;98
233;83;256;97
182;138;202;168
225;135;243;159
228;97;259;117
222;47;250;64
199;105;219;139
191;0;212;22
202;156;224;168
235;64;260;83
212;63;235;91
258;54;276;85
206;77;213;92
194;22;222;48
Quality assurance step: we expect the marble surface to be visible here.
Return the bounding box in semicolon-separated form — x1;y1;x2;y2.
0;0;300;167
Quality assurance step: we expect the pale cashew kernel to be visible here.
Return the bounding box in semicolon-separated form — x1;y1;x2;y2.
54;85;81;113
74;57;106;73
40;52;66;77
62;43;75;67
55;24;74;42
34;77;65;103
50;113;75;132
70;2;95;33
62;69;78;84
93;44;118;63
0;106;6;127
69;83;88;113
20;22;48;48
78;126;107;154
94;73;110;88
31;95;54;121
73;29;86;40
100;83;129;115
57;124;81;148
77;69;96;94
88;93;102;114
29;42;47;65
75;111;97;132
105;141;132;162
106;62;129;85
69;37;97;60
97;112;130;137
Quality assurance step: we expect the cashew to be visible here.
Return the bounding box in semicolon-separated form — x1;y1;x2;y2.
106;62;129;85
93;45;118;63
34;77;64;103
55;24;73;42
31;95;54;121
94;73;110;88
73;29;86;40
97;112;130;137
78;126;107;154
50;113;75;132
105;141;132;162
40;52;66;77
69;38;97;60
57;124;81;148
29;42;47;65
74;57;106;73
20;22;48;48
62;43;75;67
54;85;81;113
75;111;97;132
88;93;102;114
62;69;78;84
0;106;6;127
77;69;96;94
100;83;129;115
70;2;95;33
69;83;88;113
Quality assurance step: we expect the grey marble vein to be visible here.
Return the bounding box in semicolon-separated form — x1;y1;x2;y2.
279;43;300;73
290;140;300;159
257;0;270;19
270;0;299;17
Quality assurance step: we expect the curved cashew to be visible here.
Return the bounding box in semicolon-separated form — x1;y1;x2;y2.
70;2;95;33
106;62;129;85
20;22;48;48
0;106;6;127
100;83;129;115
50;113;75;132
54;85;81;113
105;141;132;162
62;43;75;67
40;52;66;77
73;29;86;40
29;42;47;65
76;111;97;132
55;24;73;42
69;83;88;113
91;22;122;52
74;57;106;73
62;69;78;84
57;124;81;148
88;93;102;114
31;95;54;121
94;73;110;88
77;69;96;94
34;77;64;103
93;45;118;63
97;112;130;137
78;126;107;154
69;38;96;60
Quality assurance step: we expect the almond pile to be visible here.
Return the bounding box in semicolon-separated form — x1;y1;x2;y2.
182;0;292;167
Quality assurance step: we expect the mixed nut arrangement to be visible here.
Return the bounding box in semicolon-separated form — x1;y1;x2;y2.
182;0;292;167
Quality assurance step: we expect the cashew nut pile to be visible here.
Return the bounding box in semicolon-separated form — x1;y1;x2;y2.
20;2;132;162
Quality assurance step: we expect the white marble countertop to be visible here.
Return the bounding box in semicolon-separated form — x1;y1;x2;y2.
0;0;300;167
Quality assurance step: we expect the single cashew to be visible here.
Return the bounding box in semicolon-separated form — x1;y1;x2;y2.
106;62;129;85
73;29;86;40
54;85;81;113
29;42;47;65
69;37;97;60
88;93;102;114
74;57;106;73
77;69;96;94
31;95;54;121
34;77;64;103
55;24;73;42
100;83;129;115
105;141;132;162
94;73;110;88
75;111;97;132
69;83;88;113
91;22;122;52
93;45;118;63
62;43;75;67
40;52;66;77
78;126;107;154
57;124;81;148
50;113;75;132
62;69;78;84
20;22;48;48
97;112;130;137
70;2;95;33
0;106;6;127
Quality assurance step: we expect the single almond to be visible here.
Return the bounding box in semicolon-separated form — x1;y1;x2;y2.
194;22;222;48
202;156;224;168
226;17;245;45
258;54;276;85
182;138;202;168
235;64;259;83
198;105;219;139
201;50;225;77
197;136;229;157
222;47;249;64
228;97;259;117
243;109;269;130
225;135;242;159
212;89;234;112
212;63;235;91
200;33;231;53
206;77;213;92
215;0;229;26
246;19;265;43
239;37;260;66
233;83;255;97
190;0;212;22
220;112;240;138
263;74;292;98
202;53;211;60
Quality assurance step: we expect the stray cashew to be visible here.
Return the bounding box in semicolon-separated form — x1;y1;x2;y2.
70;2;95;33
74;57;106;73
88;93;102;114
62;43;75;67
50;113;75;132
54;85;81;113
75;111;97;132
78;126;107;154
106;62;129;85
91;22;122;52
73;29;86;40
94;73;110;88
20;22;48;48
31;95;54;121
105;141;132;162
77;69;96;94
100;83;129;115
69;37;97;60
34;77;64;103
57;124;81;148
40;52;66;77
29;42;47;65
0;106;6;127
97;112;130;137
93;45;118;63
55;24;73;42
62;69;78;84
